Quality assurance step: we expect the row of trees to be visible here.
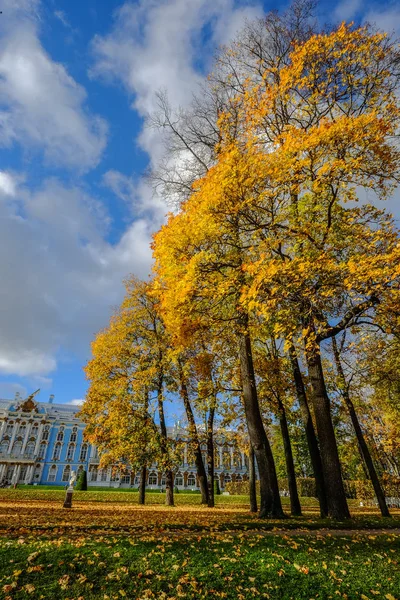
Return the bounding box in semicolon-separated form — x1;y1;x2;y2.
81;1;400;519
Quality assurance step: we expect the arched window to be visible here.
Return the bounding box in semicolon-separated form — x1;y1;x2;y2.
12;440;22;457
148;471;158;485
38;442;46;459
48;465;57;482
100;468;108;482
41;425;50;441
90;466;98;482
33;464;41;481
18;422;27;437
31;424;39;437
121;472;131;484
52;442;61;460
5;421;13;436
79;443;88;461
25;441;35;458
223;474;231;485
236;474;242;482
187;473;196;487
223;447;231;470
175;472;183;486
66;443;75;461
233;451;242;469
62;465;71;482
57;426;64;442
69;427;77;443
0;439;9;454
214;447;221;468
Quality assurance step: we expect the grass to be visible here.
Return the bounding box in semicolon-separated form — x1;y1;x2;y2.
1;531;399;599
0;488;399;599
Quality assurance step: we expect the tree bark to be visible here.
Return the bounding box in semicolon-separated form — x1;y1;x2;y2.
139;465;147;505
249;444;258;513
305;341;350;519
178;362;209;505
332;337;390;518
277;396;302;516
238;325;284;518
157;376;174;507
288;345;328;517
207;405;215;508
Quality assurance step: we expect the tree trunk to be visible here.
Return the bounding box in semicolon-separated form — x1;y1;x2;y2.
288;345;328;517
238;325;284;518
332;337;390;518
306;342;350;519
178;362;209;505
249;444;258;513
165;469;174;506
139;465;147;505
277;396;302;516
207;406;215;508
157;376;174;507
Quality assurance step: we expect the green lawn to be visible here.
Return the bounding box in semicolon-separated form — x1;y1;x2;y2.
1;488;399;599
1;532;399;599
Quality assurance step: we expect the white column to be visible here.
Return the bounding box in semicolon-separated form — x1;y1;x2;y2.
184;442;188;466
230;446;234;468
241;451;245;471
7;425;18;454
0;464;6;480
13;465;21;484
21;422;33;453
34;424;44;455
219;446;223;468
0;419;7;438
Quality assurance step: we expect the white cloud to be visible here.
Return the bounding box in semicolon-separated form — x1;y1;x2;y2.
70;398;84;406
0;382;27;400
91;0;263;200
0;175;155;377
0;171;18;197
0;1;107;171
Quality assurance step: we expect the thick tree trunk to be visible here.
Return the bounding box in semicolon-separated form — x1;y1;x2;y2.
248;444;258;513
238;326;284;518
139;465;147;505
277;396;302;516
179;363;209;505
207;406;215;508
288;345;328;517
332;337;390;518
157;377;174;507
306;343;350;519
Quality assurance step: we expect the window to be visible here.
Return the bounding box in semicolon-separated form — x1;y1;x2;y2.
18;422;27;437
38;443;46;459
5;421;13;436
25;442;35;458
57;426;64;442
69;427;77;443
52;443;61;460
223;474;231;485
33;464;41;480
187;473;196;487
223;447;231;469
31;425;38;437
148;472;157;485
62;465;71;482
41;425;50;441
100;469;107;482
66;443;75;461
111;469;119;482
48;465;57;482
121;472;131;484
90;467;98;482
79;443;88;462
0;440;9;454
12;441;22;457
233;451;242;469
175;472;183;486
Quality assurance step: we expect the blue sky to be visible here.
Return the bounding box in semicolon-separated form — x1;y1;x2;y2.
0;0;398;408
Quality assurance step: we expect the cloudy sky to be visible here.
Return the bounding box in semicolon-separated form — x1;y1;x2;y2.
0;0;398;405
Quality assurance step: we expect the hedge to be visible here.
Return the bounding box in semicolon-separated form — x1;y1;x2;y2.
225;476;400;500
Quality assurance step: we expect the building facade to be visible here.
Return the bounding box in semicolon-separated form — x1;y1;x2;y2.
0;394;249;490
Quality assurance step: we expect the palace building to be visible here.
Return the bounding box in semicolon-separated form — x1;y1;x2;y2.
0;394;249;490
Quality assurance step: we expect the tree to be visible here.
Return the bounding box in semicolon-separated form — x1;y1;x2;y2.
75;470;87;491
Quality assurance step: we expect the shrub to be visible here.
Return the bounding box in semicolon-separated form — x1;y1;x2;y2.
75;470;88;491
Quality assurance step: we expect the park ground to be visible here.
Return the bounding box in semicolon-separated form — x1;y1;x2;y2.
0;489;399;600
